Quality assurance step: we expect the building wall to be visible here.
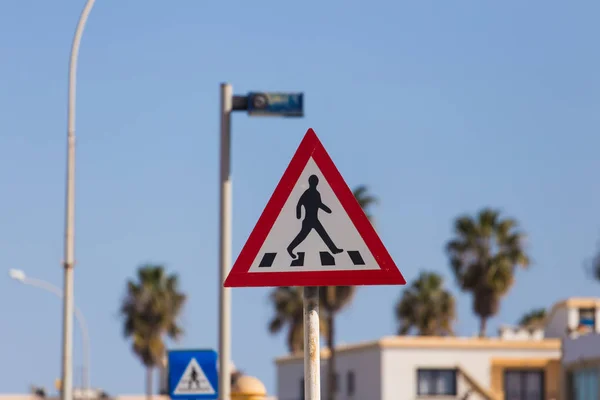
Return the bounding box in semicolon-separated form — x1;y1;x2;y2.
276;348;381;400
331;348;381;400
381;346;489;400
499;326;544;341
382;346;559;400
490;358;561;400
545;307;569;338
563;333;600;365
276;338;560;400
545;298;600;338
277;357;305;400
562;333;600;400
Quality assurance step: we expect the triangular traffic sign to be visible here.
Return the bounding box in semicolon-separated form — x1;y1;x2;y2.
173;357;216;395
224;128;405;287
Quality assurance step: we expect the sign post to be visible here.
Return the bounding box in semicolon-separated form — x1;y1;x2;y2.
224;128;405;400
218;84;304;400
303;286;321;400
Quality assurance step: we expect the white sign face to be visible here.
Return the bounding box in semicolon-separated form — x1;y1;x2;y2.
173;357;216;395
247;157;380;273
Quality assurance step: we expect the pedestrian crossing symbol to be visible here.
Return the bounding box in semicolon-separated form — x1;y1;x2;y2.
168;349;218;400
224;128;406;288
173;358;215;395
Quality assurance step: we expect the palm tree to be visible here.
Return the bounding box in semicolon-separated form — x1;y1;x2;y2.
446;208;529;337
518;308;546;329
320;185;377;400
120;264;186;400
267;286;307;353
352;185;378;221
586;240;600;282
268;286;330;352
395;271;456;336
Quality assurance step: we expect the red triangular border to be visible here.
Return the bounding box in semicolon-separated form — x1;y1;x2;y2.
224;128;406;287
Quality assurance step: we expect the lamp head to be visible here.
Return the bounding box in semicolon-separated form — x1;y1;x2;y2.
8;269;26;282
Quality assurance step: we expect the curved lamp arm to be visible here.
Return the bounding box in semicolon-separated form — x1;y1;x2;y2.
16;276;91;398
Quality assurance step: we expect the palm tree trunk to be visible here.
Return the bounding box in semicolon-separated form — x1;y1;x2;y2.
326;312;336;400
146;366;153;400
479;317;487;338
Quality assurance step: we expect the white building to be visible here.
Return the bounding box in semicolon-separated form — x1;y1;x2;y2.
276;336;560;400
558;298;600;400
275;297;600;400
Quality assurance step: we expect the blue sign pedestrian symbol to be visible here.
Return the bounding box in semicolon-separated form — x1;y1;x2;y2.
168;349;218;399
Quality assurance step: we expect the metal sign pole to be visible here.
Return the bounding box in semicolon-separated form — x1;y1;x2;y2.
303;286;321;400
218;83;233;400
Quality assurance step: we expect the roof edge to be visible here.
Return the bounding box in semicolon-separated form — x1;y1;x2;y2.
274;336;561;364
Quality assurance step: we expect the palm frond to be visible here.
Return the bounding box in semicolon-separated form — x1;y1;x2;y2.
352;184;378;222
394;271;456;336
445;208;530;334
518;308;546;327
120;264;186;368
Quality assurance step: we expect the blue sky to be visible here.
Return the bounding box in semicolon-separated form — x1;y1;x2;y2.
1;0;600;396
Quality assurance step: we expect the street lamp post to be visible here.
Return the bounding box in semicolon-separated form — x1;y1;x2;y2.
218;83;303;399
9;269;91;399
63;1;95;400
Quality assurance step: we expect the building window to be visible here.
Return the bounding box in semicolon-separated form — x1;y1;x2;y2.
347;371;355;396
416;369;457;396
578;308;596;333
300;378;305;399
571;368;599;400
504;369;544;400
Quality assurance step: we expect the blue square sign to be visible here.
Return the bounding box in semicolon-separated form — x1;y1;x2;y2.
168;349;218;399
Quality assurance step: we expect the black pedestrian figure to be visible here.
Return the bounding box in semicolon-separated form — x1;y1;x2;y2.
189;366;200;389
287;174;344;259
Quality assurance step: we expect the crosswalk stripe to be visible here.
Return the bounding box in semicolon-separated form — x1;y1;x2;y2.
256;250;365;268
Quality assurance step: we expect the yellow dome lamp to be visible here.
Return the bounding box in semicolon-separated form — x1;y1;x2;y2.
231;375;268;400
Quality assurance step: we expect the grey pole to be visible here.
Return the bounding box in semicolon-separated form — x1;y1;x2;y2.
218;83;233;400
63;1;96;400
303;287;321;400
